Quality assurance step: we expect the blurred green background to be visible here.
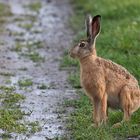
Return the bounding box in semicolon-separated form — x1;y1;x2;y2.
70;0;140;82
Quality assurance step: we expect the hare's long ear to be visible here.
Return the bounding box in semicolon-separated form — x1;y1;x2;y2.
85;15;92;42
91;15;101;40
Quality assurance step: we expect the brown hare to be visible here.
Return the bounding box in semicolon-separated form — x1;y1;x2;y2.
69;15;140;127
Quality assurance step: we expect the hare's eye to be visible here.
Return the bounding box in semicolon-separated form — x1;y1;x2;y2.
79;42;85;48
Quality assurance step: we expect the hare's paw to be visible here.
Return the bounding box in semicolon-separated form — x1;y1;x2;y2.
91;123;101;128
112;122;122;128
91;123;98;128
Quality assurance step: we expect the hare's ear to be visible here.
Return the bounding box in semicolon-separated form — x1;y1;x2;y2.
91;15;101;40
85;15;92;42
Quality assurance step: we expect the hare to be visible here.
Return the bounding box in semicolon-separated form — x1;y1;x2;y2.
69;15;140;127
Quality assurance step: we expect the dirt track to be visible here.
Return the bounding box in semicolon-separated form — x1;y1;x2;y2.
0;0;76;139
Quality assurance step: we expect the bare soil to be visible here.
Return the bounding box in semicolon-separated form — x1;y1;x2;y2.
0;0;77;139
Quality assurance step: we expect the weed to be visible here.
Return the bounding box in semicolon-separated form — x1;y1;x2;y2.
54;108;66;114
27;41;44;50
14;41;44;53
0;86;26;134
26;15;36;22
19;23;33;30
12;31;24;37
14;17;25;22
0;3;12;17
60;51;78;68
0;40;5;45
0;3;12;33
68;74;81;89
0;86;41;138
0;72;14;77
28;121;41;133
13;42;24;52
5;79;11;84
0;86;15;92
53;136;72;140
1;93;25;107
37;83;47;90
1;133;12;139
18;67;28;71
33;41;44;49
27;2;41;12
27;52;45;62
18;79;33;87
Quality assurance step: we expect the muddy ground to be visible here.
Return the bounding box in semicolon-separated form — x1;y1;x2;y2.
0;0;77;139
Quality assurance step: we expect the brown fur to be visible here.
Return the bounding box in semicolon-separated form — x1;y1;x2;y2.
69;15;140;127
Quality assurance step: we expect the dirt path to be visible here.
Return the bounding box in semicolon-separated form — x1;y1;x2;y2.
0;0;76;139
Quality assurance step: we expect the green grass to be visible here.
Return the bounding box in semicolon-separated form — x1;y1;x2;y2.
62;0;140;139
13;41;45;63
60;50;79;68
0;72;14;77
13;41;44;52
18;78;33;87
31;41;44;49
27;41;44;50
0;3;12;33
37;83;48;90
65;90;140;140
68;73;81;89
27;2;41;12
19;23;33;30
13;42;24;52
18;67;28;71
0;86;40;138
27;52;45;62
0;3;12;17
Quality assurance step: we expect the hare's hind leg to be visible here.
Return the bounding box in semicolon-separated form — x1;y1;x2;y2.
92;83;106;127
120;86;132;122
130;89;140;114
120;85;140;122
113;86;132;128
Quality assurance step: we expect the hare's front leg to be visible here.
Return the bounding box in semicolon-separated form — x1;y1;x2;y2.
100;93;108;124
92;84;106;127
93;94;107;127
93;99;101;127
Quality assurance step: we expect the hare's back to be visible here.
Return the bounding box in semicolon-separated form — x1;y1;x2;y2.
96;57;138;85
